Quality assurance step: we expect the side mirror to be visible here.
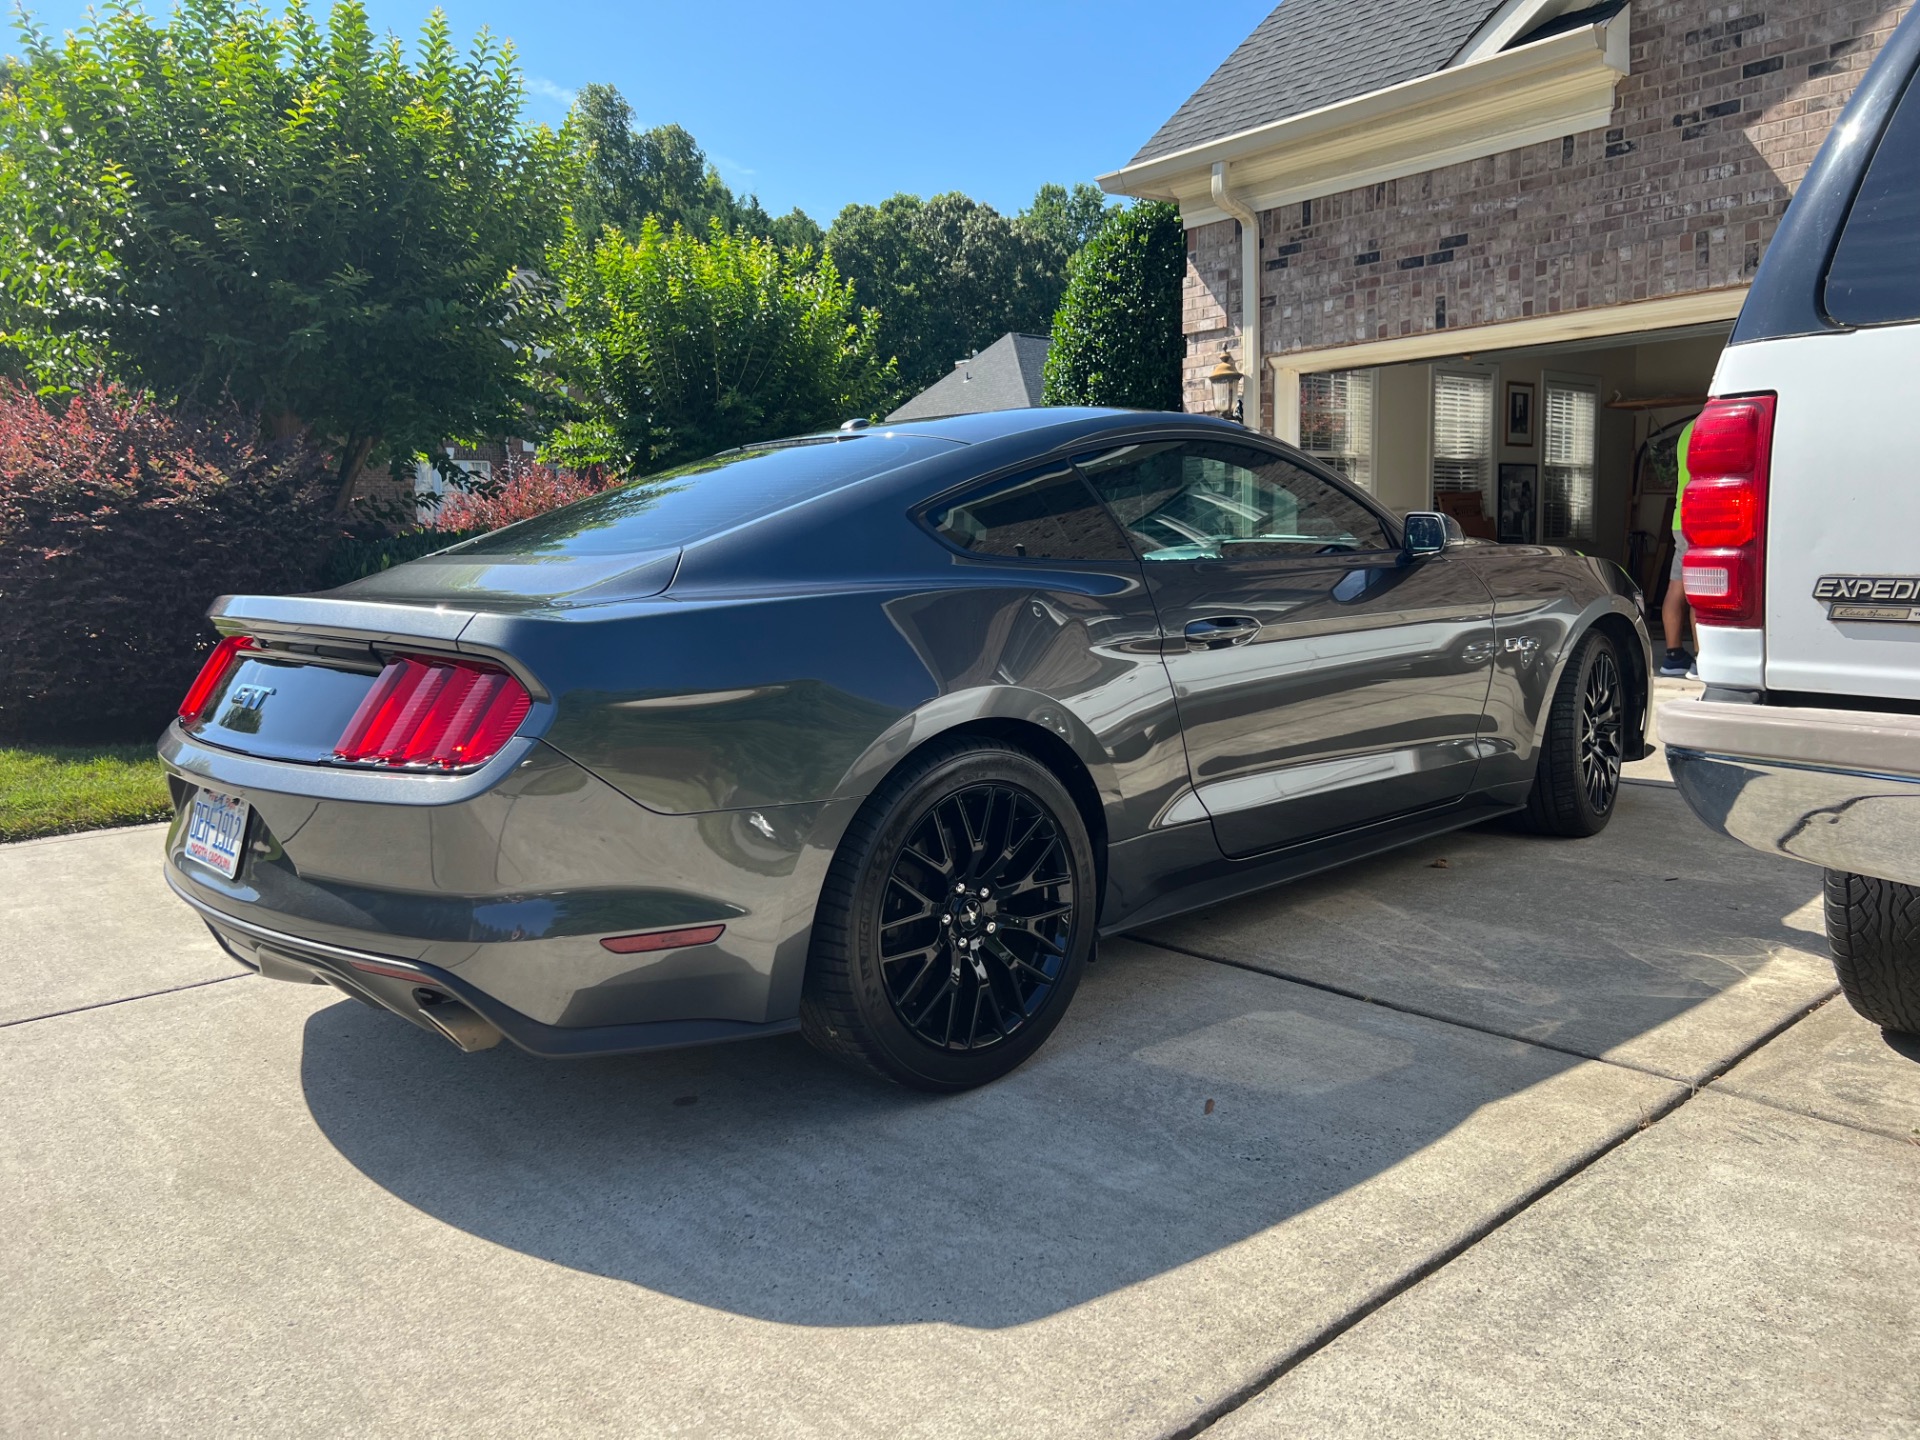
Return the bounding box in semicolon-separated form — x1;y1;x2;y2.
1402;511;1450;559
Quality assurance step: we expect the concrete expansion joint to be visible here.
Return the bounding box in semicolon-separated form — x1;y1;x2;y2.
0;972;247;1032
1133;939;1843;1440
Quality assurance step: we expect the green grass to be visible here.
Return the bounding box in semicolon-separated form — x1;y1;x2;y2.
0;744;173;843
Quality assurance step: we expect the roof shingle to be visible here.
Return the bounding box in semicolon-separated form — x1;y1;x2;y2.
1130;0;1507;166
884;333;1052;423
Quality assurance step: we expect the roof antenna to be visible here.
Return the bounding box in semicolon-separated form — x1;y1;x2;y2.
840;417;872;432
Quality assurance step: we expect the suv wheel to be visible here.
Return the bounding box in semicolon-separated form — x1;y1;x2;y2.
1824;869;1920;1033
801;738;1097;1091
1518;628;1624;837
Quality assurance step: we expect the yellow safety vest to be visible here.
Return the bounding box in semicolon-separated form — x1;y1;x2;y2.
1674;419;1695;533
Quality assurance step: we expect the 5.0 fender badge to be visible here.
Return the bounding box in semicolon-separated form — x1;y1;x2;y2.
1814;575;1920;623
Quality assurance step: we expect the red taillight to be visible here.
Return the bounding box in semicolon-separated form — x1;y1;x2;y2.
179;635;256;724
1682;394;1775;627
333;656;532;770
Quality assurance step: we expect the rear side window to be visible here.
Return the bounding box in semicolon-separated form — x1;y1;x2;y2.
1825;72;1920;326
928;463;1133;561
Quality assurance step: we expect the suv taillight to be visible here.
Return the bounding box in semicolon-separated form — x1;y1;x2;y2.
178;635;256;724
1682;393;1776;628
332;656;532;770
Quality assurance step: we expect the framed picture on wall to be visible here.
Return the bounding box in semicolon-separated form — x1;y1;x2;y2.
1505;381;1535;446
1498;463;1537;544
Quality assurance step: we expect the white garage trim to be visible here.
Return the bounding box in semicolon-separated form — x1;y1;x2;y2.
1100;19;1629;224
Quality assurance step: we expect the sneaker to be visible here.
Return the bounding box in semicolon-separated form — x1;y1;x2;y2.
1658;648;1694;677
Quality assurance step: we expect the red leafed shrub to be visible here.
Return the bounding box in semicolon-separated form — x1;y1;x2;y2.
0;383;342;741
425;455;618;532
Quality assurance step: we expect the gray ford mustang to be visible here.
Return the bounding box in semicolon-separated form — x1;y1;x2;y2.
161;407;1651;1090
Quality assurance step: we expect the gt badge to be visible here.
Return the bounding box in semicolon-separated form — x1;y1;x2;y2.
1814;575;1920;623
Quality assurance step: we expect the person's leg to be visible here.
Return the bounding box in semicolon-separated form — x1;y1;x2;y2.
1662;571;1690;650
1659;536;1693;674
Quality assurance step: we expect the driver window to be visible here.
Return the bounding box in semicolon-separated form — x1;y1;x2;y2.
1076;440;1391;561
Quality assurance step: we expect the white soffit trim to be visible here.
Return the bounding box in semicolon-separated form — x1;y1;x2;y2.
1452;0;1585;68
1264;288;1747;376
1098;14;1629;225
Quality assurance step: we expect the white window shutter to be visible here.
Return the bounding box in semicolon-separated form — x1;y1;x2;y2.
1299;370;1376;492
1431;370;1493;507
1542;380;1598;542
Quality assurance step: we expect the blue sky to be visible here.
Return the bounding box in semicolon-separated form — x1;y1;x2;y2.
11;0;1276;221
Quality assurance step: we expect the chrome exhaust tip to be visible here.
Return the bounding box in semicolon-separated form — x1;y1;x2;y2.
412;989;503;1052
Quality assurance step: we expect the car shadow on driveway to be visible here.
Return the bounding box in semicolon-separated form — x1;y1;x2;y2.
295;787;1833;1331
299;940;1653;1329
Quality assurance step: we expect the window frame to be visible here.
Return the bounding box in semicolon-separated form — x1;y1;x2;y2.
1821;59;1920;329
1298;369;1379;495
1087;437;1398;562
1540;370;1601;545
915;460;1136;566
1429;364;1499;514
914;426;1407;568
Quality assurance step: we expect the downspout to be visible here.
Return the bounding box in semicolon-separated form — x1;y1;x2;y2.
1210;161;1263;432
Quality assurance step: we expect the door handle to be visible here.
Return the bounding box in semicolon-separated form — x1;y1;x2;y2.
1184;616;1262;649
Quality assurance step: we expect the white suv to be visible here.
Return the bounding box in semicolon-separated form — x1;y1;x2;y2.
1664;5;1920;1035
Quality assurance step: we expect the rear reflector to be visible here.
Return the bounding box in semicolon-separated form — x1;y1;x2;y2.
179;635;256;725
1682;393;1775;628
600;924;727;955
333;656;532;770
347;958;433;983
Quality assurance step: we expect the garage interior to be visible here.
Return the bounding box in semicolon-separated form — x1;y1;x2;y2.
1287;319;1730;645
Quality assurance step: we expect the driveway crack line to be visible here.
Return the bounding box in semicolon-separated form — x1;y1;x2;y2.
1151;988;1833;1440
1705;1063;1920;1147
0;972;248;1031
1131;935;1655;1075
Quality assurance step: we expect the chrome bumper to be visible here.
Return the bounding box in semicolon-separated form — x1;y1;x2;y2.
1662;698;1920;886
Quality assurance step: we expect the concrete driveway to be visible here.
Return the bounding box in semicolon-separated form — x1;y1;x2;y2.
4;776;1917;1437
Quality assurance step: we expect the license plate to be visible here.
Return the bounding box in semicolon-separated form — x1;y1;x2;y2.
184;790;250;879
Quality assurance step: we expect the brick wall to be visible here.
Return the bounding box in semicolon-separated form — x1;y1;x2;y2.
1181;0;1914;411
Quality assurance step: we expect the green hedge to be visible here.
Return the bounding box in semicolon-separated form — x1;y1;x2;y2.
1042;201;1185;411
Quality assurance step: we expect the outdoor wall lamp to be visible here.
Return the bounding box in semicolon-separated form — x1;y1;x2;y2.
1208;348;1245;423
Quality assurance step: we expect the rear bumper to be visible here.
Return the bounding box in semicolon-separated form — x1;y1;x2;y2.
159;725;858;1040
1662;698;1920;885
171;871;798;1057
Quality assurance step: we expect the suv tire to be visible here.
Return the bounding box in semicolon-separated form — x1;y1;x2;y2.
1823;869;1920;1033
801;737;1097;1091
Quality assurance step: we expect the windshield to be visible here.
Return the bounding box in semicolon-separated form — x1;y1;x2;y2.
444;435;957;559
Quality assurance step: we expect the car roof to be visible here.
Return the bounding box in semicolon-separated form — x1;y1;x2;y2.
816;406;1254;448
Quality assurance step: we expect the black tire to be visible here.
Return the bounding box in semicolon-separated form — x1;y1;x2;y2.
801;737;1098;1091
1518;628;1625;838
1824;869;1920;1034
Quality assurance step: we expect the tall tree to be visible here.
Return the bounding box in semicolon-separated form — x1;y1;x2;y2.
1042;202;1184;412
0;0;570;510
827;189;1068;408
1017;183;1121;267
541;219;892;473
565;84;822;252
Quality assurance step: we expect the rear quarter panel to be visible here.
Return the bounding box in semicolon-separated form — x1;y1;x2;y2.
1468;545;1651;792
472;465;1191;851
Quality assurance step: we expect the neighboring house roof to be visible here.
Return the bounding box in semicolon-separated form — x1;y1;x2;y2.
1131;0;1506;165
884;333;1052;422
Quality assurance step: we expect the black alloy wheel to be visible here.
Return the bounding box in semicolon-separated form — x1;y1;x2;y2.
1578;647;1624;817
1519;627;1626;838
878;783;1075;1052
802;738;1096;1091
